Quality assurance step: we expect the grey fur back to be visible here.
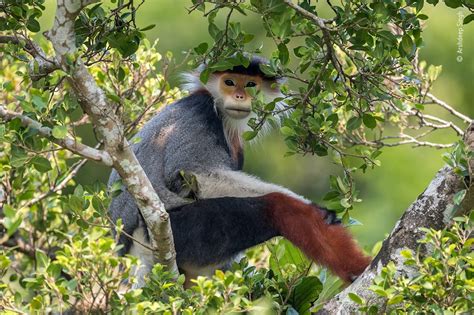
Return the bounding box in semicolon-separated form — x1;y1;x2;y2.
108;92;239;253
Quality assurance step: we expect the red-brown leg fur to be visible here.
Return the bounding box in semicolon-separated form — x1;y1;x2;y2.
263;193;371;283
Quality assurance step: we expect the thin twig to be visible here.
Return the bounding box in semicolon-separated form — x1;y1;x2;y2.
426;92;472;124
283;0;335;31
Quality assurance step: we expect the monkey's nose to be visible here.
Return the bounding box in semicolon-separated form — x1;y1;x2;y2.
234;93;245;100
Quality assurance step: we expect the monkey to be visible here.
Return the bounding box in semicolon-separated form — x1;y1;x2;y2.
108;56;370;287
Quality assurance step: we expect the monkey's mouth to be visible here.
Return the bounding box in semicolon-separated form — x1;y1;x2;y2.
225;107;252;119
226;107;251;113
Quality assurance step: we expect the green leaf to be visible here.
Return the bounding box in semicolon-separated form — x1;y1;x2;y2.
140;24;156;31
10;148;29;168
242;130;258;141
278;43;290;65
387;294;404;305
69;195;83;212
47;263;62;279
259;63;277;76
194;42;208;54
453;189;466;205
336;176;348;194
400;249;413;259
422;281;433;290
107;93;121;103
323;191;340;201
246;86;258;97
444;0;462;8
290;276;323;314
270;239;308;272
3;205;15;218
107;32;140;58
211;60;234;71
110;180;123;197
30;296;43;310
35;250;50;269
52;126;67;139
464;14;474;25
377;31;397;44
242;33;254;43
348;292;365;305
208;23;220;39
117;67;126;82
27;18;40;32
363;114;377;129
427;65;442;81
415;0;425;12
280;126;295;136
199;68;211;84
346;117;362;130
32;156;52;173
20;100;35;113
4;217;22;236
400;35;415;56
314;144;328;156
32;95;46;111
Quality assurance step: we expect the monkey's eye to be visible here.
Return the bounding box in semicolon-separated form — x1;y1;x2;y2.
246;81;256;88
224;79;235;86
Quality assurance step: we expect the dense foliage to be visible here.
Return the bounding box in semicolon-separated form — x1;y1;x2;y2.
0;0;472;313
356;215;474;314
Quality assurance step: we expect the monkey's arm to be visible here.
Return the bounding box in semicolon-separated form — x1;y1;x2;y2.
190;169;311;203
168;193;370;283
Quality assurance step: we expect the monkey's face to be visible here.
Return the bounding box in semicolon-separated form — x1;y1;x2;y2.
217;73;262;119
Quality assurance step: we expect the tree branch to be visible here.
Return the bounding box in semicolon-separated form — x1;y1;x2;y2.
0;105;113;166
45;0;178;274
426;92;473;124
0;35;60;80
282;0;334;31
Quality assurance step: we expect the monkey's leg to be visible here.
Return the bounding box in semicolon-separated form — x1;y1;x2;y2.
127;225;155;289
263;192;371;282
169;196;278;285
169;193;370;285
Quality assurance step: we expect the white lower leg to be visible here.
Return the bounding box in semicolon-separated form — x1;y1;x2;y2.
128;227;155;289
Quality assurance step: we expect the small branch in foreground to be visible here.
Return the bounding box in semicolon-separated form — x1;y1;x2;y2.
426;92;473;124
356;135;455;149
0;34;60;80
0;105;113;166
283;0;335;30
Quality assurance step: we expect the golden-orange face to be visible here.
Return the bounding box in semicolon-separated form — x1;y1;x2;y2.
217;73;263;119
